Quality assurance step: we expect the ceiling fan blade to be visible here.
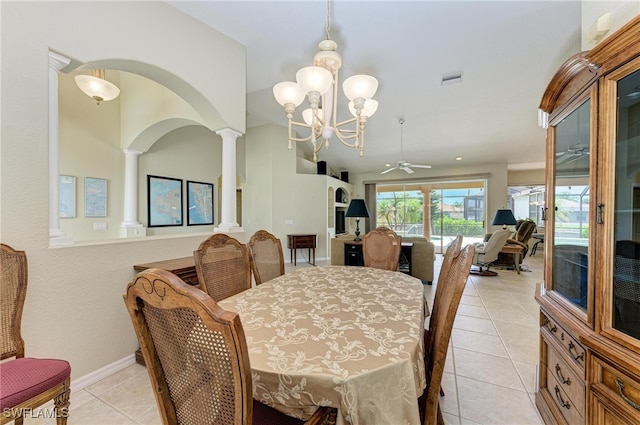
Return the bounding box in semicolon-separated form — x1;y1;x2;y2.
410;164;432;169
401;167;415;174
381;167;398;175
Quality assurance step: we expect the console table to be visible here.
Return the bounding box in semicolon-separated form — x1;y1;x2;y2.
343;240;413;274
286;234;316;266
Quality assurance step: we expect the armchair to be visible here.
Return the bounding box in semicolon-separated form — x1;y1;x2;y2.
505;219;537;260
470;230;511;276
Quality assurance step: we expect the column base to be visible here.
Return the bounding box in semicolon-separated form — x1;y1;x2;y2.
49;229;73;246
120;225;147;238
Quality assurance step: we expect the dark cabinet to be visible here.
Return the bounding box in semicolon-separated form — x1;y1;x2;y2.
344;241;364;266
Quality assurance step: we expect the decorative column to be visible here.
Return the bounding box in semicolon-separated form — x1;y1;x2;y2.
120;149;146;237
48;52;73;246
215;128;243;232
421;185;432;241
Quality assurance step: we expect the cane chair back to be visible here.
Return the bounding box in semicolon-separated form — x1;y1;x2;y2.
248;230;285;285
420;244;475;425
123;268;337;425
363;227;402;271
194;234;252;301
1;243;71;425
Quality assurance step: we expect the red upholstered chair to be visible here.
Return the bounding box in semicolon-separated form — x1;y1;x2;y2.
123;268;337;425
0;243;71;425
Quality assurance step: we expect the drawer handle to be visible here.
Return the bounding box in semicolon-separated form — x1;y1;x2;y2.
555;364;571;385
554;385;570;409
544;318;557;333
615;378;640;411
568;341;584;362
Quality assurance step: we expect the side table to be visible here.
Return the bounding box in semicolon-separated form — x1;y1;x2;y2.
286;234;316;266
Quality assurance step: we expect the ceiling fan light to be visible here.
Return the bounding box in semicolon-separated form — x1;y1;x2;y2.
295;66;333;96
74;74;120;103
273;82;306;107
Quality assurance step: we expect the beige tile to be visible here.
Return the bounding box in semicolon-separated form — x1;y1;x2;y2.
439;371;459;416
451;329;510;358
460;419;481;425
457;376;543;425
64;397;138;425
98;370;157;421
86;364;148;396
486;305;536;326
136;405;162;425
454;315;497;336
513;360;539;394
453;348;527;391
460;294;484;307
456;304;490;320
443;413;461;425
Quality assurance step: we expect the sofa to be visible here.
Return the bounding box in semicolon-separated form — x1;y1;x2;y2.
330;233;435;284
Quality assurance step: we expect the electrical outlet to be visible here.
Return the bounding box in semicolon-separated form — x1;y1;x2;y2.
285;219;294;225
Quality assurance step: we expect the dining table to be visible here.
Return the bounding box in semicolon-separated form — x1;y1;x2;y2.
217;265;427;425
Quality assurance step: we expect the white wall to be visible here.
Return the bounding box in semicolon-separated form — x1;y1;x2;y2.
1;1;245;379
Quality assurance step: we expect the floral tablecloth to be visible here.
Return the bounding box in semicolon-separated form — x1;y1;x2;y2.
218;266;426;425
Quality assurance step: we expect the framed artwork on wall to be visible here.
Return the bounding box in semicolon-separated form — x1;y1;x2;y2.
147;175;183;227
85;177;107;217
59;175;76;218
187;180;214;226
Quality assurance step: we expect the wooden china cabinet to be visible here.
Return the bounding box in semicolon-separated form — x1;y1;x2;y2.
536;15;640;425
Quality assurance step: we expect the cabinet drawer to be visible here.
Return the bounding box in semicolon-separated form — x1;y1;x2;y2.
547;340;585;414
542;312;586;374
591;355;640;421
546;367;584;425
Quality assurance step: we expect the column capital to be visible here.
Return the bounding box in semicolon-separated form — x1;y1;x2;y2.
215;128;243;140
48;51;71;72
123;148;143;156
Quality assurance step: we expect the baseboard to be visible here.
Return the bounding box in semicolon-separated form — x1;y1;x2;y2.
71;354;136;391
469;269;498;276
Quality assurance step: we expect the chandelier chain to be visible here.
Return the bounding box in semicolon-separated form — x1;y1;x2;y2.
325;0;331;40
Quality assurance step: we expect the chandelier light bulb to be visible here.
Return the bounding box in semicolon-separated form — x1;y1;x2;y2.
295;66;333;97
342;74;379;101
273;82;305;107
349;99;378;118
302;108;324;126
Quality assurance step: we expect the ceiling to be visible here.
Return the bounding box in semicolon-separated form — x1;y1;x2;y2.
168;0;583;175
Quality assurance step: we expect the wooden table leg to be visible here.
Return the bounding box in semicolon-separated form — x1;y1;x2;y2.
514;252;520;274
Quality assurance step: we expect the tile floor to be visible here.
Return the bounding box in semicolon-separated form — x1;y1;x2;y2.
21;251;545;425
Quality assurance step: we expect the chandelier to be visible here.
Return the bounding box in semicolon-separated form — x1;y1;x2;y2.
74;69;120;105
272;1;379;161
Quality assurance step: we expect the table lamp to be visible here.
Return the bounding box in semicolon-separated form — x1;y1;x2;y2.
345;199;370;241
492;209;517;230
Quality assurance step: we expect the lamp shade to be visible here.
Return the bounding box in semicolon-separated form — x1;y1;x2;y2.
342;74;378;101
492;209;517;226
345;199;370;218
273;82;305;107
348;99;378;118
74;74;120;103
295;66;333;95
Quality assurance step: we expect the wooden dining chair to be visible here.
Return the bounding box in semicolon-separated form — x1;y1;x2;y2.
362;227;402;271
425;235;463;398
123;268;337;425
0;243;71;425
194;233;252;301
248;230;285;285
419;243;475;425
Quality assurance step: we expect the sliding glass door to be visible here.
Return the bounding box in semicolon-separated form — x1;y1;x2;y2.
376;180;486;253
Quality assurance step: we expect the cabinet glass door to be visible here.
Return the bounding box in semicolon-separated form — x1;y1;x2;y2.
612;68;640;339
551;99;591;312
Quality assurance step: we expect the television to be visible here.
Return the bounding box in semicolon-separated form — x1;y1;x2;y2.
335;209;346;235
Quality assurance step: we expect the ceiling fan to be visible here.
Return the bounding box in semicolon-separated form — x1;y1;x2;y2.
556;144;590;164
381;118;432;174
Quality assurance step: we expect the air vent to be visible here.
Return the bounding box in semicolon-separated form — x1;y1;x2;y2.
441;72;463;85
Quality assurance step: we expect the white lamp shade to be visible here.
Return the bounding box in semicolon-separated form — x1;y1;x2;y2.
74;75;120;102
342;74;378;100
349;99;378;118
295;66;333;95
273;82;305;107
302;108;323;125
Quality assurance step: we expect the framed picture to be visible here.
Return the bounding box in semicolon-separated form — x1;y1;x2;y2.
59;175;76;218
187;180;214;226
85;177;107;217
147;175;183;227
